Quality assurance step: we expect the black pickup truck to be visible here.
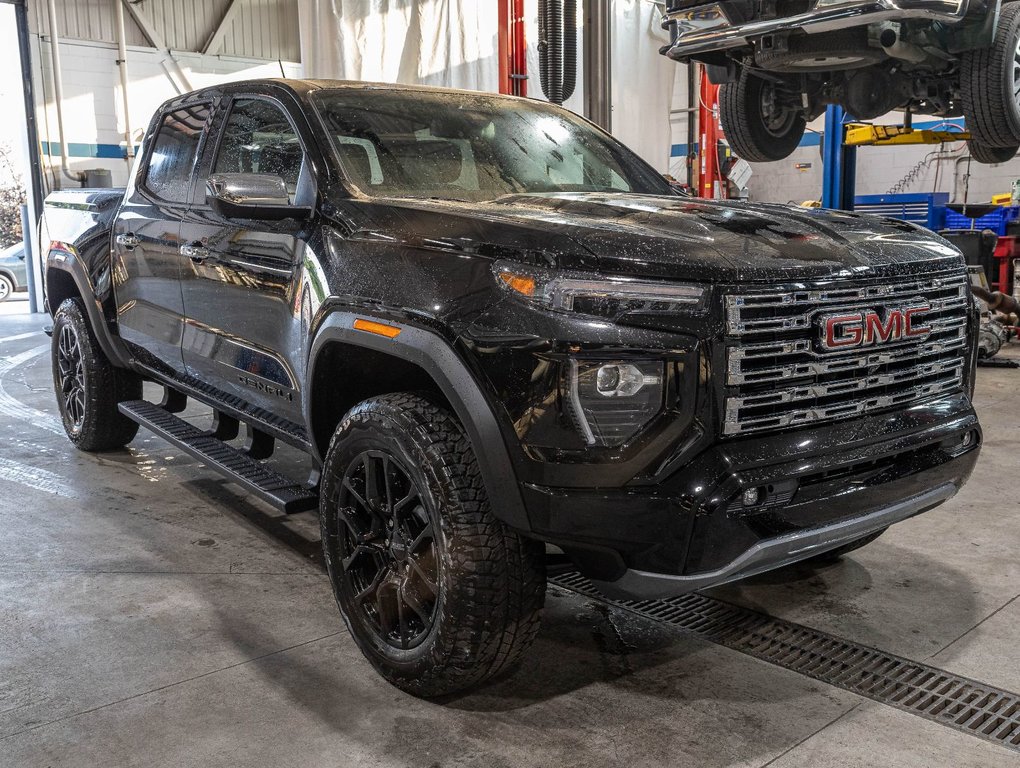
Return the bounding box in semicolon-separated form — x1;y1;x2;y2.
41;79;981;697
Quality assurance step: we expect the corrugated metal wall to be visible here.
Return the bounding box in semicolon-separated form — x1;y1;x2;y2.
29;0;300;61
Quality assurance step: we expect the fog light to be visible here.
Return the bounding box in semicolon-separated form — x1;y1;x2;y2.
595;363;661;397
742;487;760;507
961;431;975;448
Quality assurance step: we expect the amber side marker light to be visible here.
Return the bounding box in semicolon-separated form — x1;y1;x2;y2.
353;318;402;338
498;270;537;297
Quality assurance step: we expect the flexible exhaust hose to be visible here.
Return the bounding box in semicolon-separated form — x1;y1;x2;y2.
562;0;577;103
538;0;576;104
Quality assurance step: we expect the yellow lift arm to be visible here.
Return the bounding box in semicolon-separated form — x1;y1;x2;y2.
844;123;971;147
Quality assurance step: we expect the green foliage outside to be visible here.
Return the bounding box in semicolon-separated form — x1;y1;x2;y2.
0;142;26;249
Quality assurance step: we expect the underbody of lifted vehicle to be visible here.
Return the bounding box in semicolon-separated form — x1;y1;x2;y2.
42;79;981;696
661;0;1020;164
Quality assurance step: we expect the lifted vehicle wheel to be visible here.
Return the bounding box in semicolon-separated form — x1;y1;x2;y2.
0;274;12;302
51;298;142;451
720;69;806;162
961;1;1020;149
319;392;545;697
968;139;1018;165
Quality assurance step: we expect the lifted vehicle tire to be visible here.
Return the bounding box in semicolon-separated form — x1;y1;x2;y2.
961;1;1020;150
51;298;142;451
0;274;13;302
720;69;806;162
319;392;546;697
968;139;1018;165
806;528;887;565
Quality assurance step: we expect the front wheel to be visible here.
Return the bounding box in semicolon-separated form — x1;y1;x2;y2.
960;1;1020;148
968;140;1018;165
0;274;13;302
51;298;142;451
719;69;806;163
319;392;545;697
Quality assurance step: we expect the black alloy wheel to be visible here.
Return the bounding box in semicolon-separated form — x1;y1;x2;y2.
50;297;141;451
56;322;86;435
334;449;439;651
319;392;545;697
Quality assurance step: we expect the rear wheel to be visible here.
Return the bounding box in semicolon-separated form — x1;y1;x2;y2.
961;1;1020;148
51;298;142;451
0;274;12;302
319;392;545;697
720;69;806;162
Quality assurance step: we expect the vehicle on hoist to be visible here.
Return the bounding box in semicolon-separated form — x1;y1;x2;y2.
40;79;982;697
660;0;1020;164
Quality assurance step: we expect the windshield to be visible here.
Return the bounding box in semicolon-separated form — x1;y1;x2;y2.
313;88;673;201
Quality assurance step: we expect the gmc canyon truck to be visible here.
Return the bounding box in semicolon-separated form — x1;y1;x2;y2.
660;0;1020;164
41;79;980;697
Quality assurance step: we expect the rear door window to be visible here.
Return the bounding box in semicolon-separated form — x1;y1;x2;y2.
144;103;212;203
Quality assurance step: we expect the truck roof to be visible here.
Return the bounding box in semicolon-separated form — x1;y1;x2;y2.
162;78;532;111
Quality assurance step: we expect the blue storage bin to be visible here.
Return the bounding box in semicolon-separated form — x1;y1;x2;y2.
943;206;1020;235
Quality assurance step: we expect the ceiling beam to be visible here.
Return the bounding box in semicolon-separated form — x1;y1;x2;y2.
119;0;193;92
202;0;242;56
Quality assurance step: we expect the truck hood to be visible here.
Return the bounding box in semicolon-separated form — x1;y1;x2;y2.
344;192;964;282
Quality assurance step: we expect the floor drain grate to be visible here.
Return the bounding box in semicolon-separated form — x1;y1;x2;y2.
551;571;1020;753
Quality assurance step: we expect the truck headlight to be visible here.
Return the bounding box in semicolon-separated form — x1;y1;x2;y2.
494;261;705;321
566;359;665;447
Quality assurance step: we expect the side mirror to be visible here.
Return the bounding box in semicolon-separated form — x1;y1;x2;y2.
206;173;312;221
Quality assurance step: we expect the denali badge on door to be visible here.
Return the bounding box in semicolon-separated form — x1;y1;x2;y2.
816;304;932;352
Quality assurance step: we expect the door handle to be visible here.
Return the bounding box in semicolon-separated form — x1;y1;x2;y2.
180;244;210;262
115;233;140;250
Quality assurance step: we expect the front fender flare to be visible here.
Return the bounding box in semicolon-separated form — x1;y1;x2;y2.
306;311;531;532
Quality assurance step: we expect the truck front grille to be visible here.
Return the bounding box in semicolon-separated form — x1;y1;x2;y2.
723;273;970;436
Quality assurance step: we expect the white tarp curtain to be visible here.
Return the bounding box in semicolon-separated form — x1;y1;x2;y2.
297;0;676;170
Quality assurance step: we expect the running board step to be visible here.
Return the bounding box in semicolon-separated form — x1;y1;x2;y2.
118;400;319;514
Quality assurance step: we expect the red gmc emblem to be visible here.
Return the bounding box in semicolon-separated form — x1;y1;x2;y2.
817;304;932;351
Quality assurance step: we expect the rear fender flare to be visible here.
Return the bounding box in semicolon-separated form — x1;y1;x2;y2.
46;254;129;368
306;311;531;532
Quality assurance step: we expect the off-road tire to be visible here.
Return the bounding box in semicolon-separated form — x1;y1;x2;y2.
755;29;883;73
961;1;1020;148
0;274;13;302
319;392;546;697
51;297;141;451
806;528;887;565
968;139;1019;165
720;69;806;162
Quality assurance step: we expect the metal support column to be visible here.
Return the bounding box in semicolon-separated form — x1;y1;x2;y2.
14;0;46;312
821;105;857;211
583;0;611;131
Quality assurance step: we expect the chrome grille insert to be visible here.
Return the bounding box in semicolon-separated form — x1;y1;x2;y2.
723;273;969;436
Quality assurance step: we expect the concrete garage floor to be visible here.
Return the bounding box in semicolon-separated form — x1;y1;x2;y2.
1;308;1019;768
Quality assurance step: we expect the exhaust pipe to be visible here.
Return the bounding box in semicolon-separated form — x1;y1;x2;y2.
971;284;1020;315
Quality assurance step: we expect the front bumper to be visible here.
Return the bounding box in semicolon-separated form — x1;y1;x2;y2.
661;0;971;58
525;393;980;600
593;482;956;599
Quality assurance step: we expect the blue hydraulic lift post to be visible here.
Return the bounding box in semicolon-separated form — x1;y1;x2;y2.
821;105;857;210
